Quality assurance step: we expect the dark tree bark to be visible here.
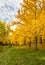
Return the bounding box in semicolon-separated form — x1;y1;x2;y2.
39;35;42;45
23;37;26;45
35;36;38;50
28;40;31;47
0;42;3;51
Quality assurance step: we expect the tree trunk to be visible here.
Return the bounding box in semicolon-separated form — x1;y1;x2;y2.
39;35;42;45
0;42;3;51
35;36;38;50
23;37;26;45
28;40;31;47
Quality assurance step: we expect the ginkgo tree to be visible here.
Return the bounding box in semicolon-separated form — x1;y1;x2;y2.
7;20;22;45
16;0;45;49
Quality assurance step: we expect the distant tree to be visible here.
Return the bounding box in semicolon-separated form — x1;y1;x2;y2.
0;21;9;51
0;21;9;44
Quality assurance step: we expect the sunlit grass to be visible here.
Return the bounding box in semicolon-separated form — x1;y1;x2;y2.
40;57;45;60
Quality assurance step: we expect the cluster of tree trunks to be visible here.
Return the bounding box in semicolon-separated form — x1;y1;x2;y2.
0;35;43;50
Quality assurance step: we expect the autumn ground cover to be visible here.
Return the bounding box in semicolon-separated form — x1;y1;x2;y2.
0;46;45;65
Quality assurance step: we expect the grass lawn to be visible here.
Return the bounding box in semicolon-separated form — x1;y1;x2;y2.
0;46;45;65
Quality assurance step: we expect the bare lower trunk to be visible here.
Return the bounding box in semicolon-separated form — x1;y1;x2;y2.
35;36;38;50
28;41;31;47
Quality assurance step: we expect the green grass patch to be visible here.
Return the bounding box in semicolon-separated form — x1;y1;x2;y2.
0;46;45;65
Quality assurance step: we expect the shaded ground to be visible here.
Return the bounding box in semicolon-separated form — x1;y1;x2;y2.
0;46;45;65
